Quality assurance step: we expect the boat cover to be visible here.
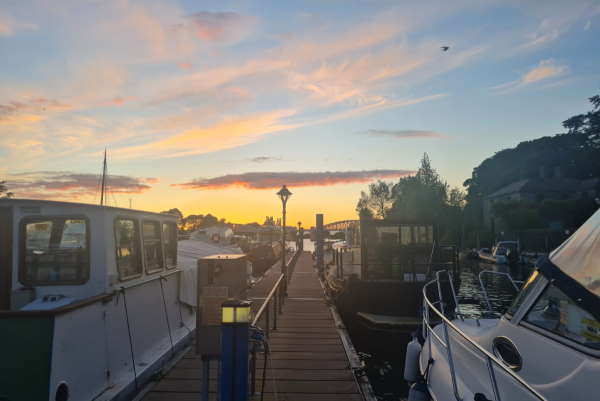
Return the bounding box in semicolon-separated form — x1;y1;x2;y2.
550;208;600;297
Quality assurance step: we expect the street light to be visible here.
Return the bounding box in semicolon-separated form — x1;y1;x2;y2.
277;185;292;282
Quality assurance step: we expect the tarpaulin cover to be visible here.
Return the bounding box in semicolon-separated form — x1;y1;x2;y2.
550;208;600;297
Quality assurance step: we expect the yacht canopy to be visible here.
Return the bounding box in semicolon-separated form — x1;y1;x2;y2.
550;208;600;297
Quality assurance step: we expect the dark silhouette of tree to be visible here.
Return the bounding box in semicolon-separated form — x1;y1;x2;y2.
0;181;13;198
389;153;448;222
356;180;393;219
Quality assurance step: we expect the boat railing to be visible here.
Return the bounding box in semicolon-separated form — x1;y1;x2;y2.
422;271;548;401
478;270;520;314
249;247;302;395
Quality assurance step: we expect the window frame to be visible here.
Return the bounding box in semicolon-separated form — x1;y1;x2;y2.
141;219;165;275
162;221;178;270
114;216;143;282
19;215;91;286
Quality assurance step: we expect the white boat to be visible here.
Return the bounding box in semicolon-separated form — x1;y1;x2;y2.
405;209;600;401
0;199;212;401
478;246;508;264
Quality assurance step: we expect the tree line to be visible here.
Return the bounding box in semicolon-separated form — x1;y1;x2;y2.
356;92;600;246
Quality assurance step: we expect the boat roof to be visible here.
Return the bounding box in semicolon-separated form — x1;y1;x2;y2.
550;208;600;296
0;198;175;219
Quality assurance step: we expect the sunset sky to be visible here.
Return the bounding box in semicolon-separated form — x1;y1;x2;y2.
2;0;600;225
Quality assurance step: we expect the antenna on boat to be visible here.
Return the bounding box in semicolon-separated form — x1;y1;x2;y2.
100;149;107;206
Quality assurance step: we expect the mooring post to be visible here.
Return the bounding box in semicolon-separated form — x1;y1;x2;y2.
220;299;252;401
201;356;210;401
340;248;344;279
316;214;324;274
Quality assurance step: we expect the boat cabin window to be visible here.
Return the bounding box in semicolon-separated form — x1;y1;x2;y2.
162;222;177;269
20;217;89;285
399;225;433;245
142;220;164;274
524;282;600;350
115;218;142;280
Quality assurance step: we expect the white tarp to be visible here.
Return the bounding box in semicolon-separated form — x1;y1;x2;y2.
177;239;243;307
550;208;600;296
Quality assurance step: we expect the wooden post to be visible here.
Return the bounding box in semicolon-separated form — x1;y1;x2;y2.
316;214;324;274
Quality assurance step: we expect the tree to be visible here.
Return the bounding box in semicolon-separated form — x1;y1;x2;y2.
448;187;466;209
354;180;392;219
200;213;219;228
389;153;448;222
0;181;13;198
263;216;276;226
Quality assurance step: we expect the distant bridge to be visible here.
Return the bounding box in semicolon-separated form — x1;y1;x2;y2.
323;219;359;231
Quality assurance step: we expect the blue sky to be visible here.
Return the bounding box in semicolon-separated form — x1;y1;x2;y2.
1;0;599;224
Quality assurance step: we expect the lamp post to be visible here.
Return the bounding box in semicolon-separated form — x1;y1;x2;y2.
276;185;292;282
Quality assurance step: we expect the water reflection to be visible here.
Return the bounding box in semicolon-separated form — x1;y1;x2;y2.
458;259;534;318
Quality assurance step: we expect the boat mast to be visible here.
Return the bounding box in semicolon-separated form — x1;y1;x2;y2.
100;149;107;206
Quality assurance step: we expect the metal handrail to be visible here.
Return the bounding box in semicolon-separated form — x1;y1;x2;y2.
478;270;520;313
422;276;548;401
252;273;285;327
249;247;302;396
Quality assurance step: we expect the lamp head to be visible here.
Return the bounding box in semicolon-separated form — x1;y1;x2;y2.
221;299;253;324
276;185;292;203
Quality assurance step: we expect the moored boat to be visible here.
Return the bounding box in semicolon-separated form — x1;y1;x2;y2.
0;199;219;401
405;209;600;401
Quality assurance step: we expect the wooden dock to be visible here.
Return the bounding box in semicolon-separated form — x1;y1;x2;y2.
141;252;366;401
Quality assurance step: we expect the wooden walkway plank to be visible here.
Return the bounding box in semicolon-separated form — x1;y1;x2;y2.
142;252;363;401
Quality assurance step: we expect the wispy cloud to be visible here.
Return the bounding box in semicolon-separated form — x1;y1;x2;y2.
6;171;157;200
174;170;413;190
490;59;568;93
184;11;258;43
0;13;37;37
249;156;281;163
0;98;71;125
366;129;442;138
515;1;598;50
112;110;297;159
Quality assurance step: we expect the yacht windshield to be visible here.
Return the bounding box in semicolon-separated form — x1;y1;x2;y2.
507;270;540;316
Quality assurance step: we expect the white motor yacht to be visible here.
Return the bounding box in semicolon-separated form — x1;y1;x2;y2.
405;209;600;401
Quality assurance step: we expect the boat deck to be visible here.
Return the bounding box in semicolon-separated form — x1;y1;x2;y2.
141;252;364;401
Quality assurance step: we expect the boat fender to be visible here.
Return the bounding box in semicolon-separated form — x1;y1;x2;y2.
55;382;70;401
408;382;430;401
404;335;422;383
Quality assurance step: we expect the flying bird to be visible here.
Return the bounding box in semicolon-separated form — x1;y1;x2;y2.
441;46;450;51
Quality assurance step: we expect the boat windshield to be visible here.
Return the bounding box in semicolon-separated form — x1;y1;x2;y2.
495;247;508;256
507;270;540;317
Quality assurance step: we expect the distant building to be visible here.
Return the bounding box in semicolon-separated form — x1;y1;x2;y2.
190;225;234;243
483;176;600;230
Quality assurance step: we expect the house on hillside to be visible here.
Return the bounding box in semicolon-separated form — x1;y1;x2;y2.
483;175;600;231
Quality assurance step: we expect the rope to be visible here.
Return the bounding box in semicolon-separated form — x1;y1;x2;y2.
159;276;175;358
121;287;139;390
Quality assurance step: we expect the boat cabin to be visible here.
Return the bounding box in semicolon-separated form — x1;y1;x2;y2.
0;199;193;401
1;198;178;311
